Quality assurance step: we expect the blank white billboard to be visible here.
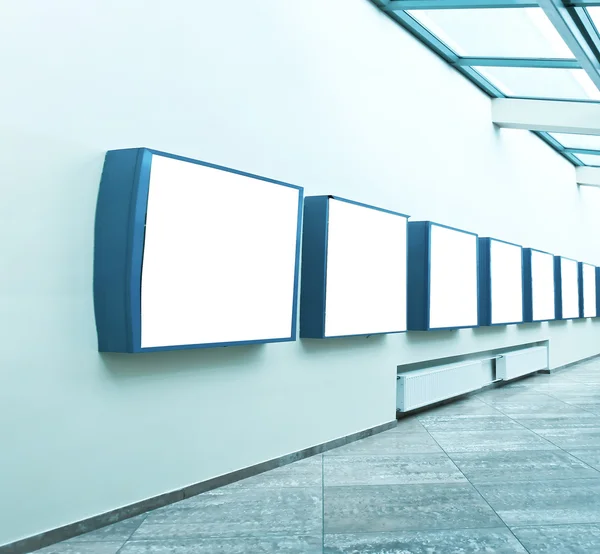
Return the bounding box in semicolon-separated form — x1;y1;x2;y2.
140;154;301;348
429;225;478;329
324;199;407;337
490;240;523;325
531;250;555;321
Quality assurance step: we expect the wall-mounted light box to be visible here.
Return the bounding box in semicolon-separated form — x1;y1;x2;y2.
579;262;597;318
300;196;408;338
554;256;581;320
93;148;303;352
523;248;556;322
478;238;524;326
407;222;479;331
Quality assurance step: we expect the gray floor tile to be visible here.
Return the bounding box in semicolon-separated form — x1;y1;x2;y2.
120;536;322;553
325;431;442;456
567;403;600;414
223;457;322;489
512;524;600;554
417;398;503;417
564;374;600;384
66;515;146;543
429;429;557;453
534;428;600;449
323;453;466;486
324;483;501;533
570;449;600;470
324;528;527;553
476;478;600;526
389;417;428;434
418;414;521;432
450;450;598;483
36;544;124;554
544;391;600;404
512;413;600;430
481;394;588;415
135;487;322;537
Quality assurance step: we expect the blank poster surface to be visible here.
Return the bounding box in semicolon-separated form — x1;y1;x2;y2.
141;154;301;348
429;225;478;329
583;263;597;318
324;199;407;337
490;240;523;325
531;250;555;321
560;257;580;319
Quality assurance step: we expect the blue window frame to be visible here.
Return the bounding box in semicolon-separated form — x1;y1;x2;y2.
93;148;304;353
371;0;600;168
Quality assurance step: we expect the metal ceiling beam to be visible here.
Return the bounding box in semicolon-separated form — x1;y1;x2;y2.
576;166;600;185
567;0;600;6
384;0;537;9
492;98;600;133
455;57;580;68
565;147;600;154
538;0;600;91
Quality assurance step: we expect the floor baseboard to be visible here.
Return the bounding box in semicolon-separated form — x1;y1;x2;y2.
1;419;396;554
538;353;600;374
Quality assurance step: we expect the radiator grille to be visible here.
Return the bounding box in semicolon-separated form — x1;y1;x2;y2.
496;346;548;381
397;360;486;412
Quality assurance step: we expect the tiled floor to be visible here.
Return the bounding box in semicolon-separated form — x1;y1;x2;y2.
36;358;600;553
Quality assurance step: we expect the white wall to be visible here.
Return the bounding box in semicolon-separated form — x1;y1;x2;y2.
2;0;600;546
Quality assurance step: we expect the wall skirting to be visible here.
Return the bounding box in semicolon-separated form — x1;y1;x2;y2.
540;352;600;373
0;419;396;554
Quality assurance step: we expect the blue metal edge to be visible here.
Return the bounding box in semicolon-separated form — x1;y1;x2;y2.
596;266;600;317
408;221;479;331
328;195;410;219
522;248;556;323
407;221;430;331
478;238;492;326
300;196;329;339
479;238;525;327
301;195;410;339
578;262;585;318
94;147;304;353
555;255;583;321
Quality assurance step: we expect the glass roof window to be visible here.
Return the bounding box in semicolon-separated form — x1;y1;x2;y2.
587;7;600;34
407;8;574;59
473;66;600;100
575;153;600;166
550;133;600;150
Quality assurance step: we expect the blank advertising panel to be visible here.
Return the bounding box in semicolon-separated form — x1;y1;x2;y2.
94;148;303;352
300;196;408;338
479;238;523;326
429;224;478;329
555;256;580;320
525;249;556;321
581;263;597;318
407;222;478;331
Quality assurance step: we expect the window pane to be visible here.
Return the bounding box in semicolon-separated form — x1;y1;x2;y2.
473;67;600;100
408;8;573;58
550;133;600;150
587;7;600;33
576;153;600;166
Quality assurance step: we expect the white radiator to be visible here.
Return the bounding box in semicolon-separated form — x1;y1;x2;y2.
496;346;548;381
397;360;487;412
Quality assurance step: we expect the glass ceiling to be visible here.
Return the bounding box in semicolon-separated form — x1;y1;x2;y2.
375;0;600;168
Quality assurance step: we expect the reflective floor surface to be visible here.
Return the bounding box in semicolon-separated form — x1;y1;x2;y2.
36;358;600;553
